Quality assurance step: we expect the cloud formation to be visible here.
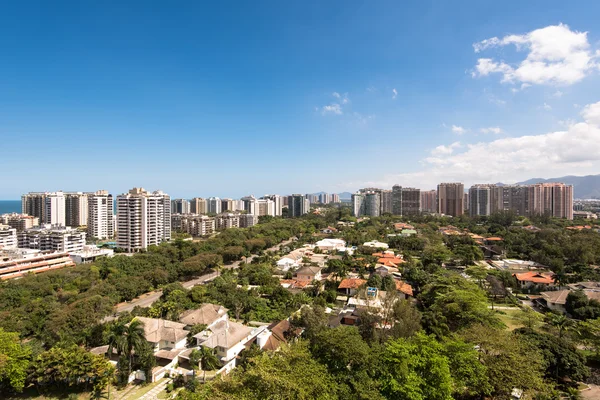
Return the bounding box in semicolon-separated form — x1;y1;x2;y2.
321;92;349;115
472;23;599;86
392;88;398;99
452;125;467;135
342;101;600;190
480;127;502;134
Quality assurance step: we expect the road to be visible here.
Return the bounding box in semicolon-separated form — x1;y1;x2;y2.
109;237;295;316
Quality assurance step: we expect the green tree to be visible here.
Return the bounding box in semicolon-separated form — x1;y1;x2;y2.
123;318;148;378
461;325;546;399
0;328;31;393
103;320;126;360
380;333;453;400
442;338;490;399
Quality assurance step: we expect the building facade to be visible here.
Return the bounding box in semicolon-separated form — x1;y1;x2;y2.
420;190;437;213
288;194;309;217
0;214;39;231
529;183;574;220
190;198;207;214
65;192;88;227
116;188;171;252
468;184;495;217
171;199;191;214
87;190;114;240
437;183;464;217
18;225;86;253
0;225;17;249
207;197;222;214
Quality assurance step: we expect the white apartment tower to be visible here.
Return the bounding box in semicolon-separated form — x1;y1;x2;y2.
45;192;66;226
262;195;282;216
116;188;171;252
87;190;114;240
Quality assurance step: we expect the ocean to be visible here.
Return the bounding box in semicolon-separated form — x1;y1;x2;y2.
0;200;22;214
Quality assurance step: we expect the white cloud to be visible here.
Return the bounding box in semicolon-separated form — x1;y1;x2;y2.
320;92;349;115
480;127;502;134
392;88;398;99
552;90;564;98
540;102;552;110
341;101;600;190
430;142;461;156
321;104;342;115
472;23;599;86
452;125;467;135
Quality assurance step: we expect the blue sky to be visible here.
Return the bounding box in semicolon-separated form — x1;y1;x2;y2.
2;1;600;199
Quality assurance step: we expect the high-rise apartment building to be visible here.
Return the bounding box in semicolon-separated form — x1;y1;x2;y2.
190;198;207;214
21;192;46;222
380;190;393;214
45;192;66;226
288;194;309;217
241;196;258;216
331;194;340;203
262;195;282;216
257;199;275;216
239;214;257;228
469;184;496;217
420;190;437;213
494;185;530;216
529;183;574;220
65;192;88;227
352;190;381;217
390;186;420;215
87;190;114;240
220;198;236;212
116;188;171;252
437;183;464;217
0;214;39;231
171;199;190;214
319;193;331;204
207;197;222;214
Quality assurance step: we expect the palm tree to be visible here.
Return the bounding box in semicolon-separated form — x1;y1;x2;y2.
193;347;220;382
104;321;126;360
123;319;148;376
546;313;574;338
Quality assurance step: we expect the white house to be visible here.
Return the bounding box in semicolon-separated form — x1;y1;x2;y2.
179;304;229;329
194;319;266;373
315;238;346;252
362;240;389;249
276;257;299;271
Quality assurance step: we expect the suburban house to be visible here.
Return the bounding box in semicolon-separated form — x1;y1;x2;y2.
315;238;346;252
338;278;367;296
375;265;399;277
194;319;266;373
321;226;338;234
394;222;415;230
362;240;389;249
513;271;555;290
276;257;299;271
374;251;405;268
395;280;414;299
400;229;417;237
134;317;188;353
295;266;322;282
179;304;229;329
256;319;300;351
539;290;570;313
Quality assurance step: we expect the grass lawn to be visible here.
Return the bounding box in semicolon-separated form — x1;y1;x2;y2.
494;308;525;330
121;378;166;400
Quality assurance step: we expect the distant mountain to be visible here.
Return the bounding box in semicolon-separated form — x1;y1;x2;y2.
515;174;600;199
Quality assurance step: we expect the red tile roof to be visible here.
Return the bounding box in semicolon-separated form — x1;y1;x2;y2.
485;237;503;241
395;280;414;296
513;271;554;284
338;278;367;290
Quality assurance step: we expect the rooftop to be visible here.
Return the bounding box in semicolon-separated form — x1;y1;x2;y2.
179;303;228;327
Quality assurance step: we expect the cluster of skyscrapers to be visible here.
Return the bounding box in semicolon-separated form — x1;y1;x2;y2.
352;182;574;220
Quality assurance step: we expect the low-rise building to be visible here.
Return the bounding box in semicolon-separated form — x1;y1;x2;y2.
295;266;322;282
315;238;346;252
362;240;389;249
68;245;114;264
513;271;555;290
0;224;17;249
18;224;86;253
0;249;75;280
179;304;229;328
0;213;39;231
338;278;367;296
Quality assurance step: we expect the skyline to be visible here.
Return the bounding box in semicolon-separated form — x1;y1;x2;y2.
2;1;600;198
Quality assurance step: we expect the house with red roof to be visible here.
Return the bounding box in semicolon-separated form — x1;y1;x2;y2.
338;278;367;296
513;271;555;290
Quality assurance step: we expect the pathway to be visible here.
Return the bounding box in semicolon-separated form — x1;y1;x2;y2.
138;378;170;400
